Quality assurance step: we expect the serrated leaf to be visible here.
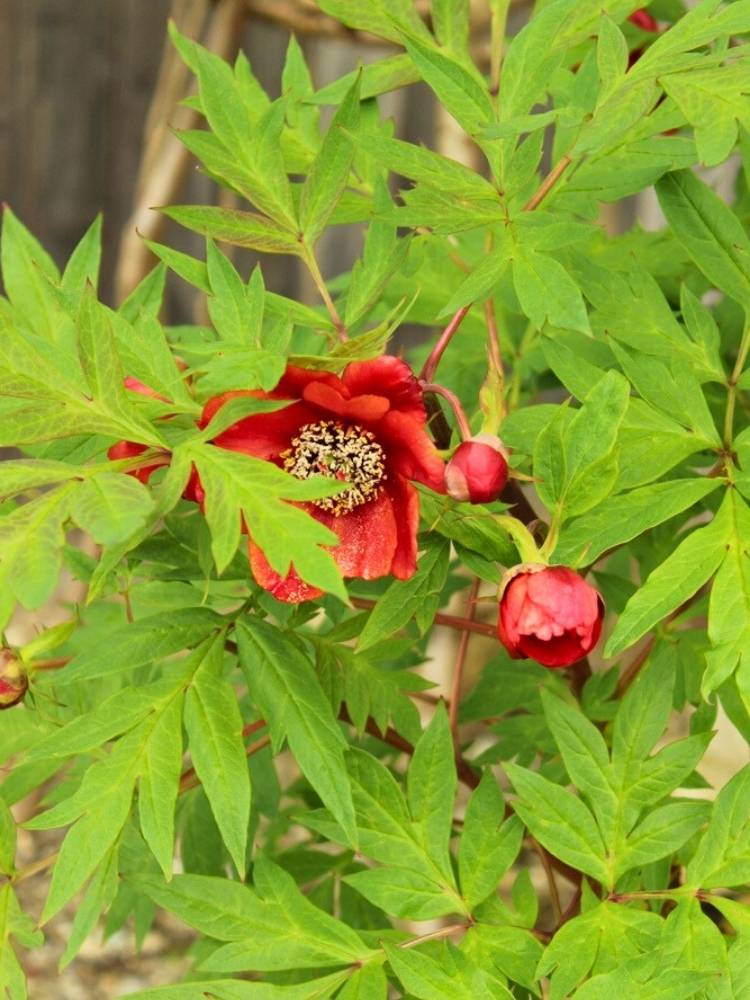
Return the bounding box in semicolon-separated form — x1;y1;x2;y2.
458;772;523;910
656;169;750;306
504;762;610;884
300;74;361;245
70;473;155;545
407;705;456;881
184;637;250;876
237;618;356;845
160;205;302;256
605;493;733;657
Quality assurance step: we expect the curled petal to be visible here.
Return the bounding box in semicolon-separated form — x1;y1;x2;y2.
343;356;426;421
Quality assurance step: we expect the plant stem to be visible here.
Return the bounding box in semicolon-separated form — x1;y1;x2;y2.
400;923;470;949
533;839;562;924
484;298;505;386
302;244;347;341
449;579;480;749
420;305;472;382
350;597;496;639
12;851;59;884
421;382;473;441
523;155;573;212
723;319;750;449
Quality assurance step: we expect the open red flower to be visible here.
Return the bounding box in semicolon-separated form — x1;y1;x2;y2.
498;565;604;669
200;357;445;603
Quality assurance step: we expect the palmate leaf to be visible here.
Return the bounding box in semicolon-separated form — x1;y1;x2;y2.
458;772;523;911
126;972;349;1000
183;440;347;598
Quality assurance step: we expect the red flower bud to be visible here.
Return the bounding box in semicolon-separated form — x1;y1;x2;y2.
629;9;659;32
0;650;27;709
445;435;508;505
498;565;604;669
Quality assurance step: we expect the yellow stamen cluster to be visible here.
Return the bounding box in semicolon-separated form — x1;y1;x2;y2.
281;420;387;516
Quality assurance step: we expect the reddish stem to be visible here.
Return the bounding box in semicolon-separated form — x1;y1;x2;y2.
420;305;471;382
350;597;497;638
421;382;473;441
449;579;480;748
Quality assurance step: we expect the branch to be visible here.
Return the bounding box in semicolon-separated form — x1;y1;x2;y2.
350;597;497;639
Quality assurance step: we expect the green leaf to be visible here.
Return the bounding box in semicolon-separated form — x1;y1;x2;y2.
237;618;356;845
357;536;450;651
541;691;618;842
383;941;514;1000
62;214;102;300
605;493;733;657
615;801;709;878
126;975;348;1000
0;459;83;500
70;472;155;546
59;845;118;968
53;607;224;685
458;771;523;910
206;241;260;345
402;36;494;137
138;692;184;880
186;441;345;597
0;486;72;612
611;644;676;789
353;131;499;200
310;54;419;105
135;863;371;976
512;247;590;334
315;0;430;45
687;764;750;889
184;637;250;876
0;798;15;876
300;74;361;245
160;205;303;256
504;762;610;884
336;964;388;1000
407;704;456;881
554;478;722;566
432;0;470;53
1;206;61;341
656;169;750;307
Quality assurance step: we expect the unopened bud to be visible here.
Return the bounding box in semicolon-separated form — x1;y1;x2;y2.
445;434;509;505
0;651;27;710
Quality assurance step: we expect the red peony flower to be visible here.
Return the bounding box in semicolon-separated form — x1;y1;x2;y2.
498;565;604;669
445;435;508;505
0;650;27;710
199;356;445;603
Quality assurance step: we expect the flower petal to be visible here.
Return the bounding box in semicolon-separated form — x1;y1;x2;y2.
208;400;318;461
247;542;324;604
379;411;446;491
343;356;426;421
302;381;390;422
314;490;398;580
385;475;419;580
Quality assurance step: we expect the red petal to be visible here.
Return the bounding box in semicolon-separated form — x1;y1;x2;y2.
386;475;419;580
302;381;390;422
107;441;159;485
343;356;426;421
248;542;324;604
516;630;587;669
210;401;317;461
378;411;446;491
314;490;398;580
277;365;346;399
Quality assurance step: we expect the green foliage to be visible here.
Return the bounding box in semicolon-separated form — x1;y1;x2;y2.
3;3;750;997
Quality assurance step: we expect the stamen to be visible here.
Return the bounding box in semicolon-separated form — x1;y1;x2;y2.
282;420;387;516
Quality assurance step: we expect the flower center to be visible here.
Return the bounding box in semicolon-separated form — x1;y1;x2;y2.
281;420;387;516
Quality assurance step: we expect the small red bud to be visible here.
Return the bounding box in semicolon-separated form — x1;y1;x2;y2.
445;435;509;504
0;650;28;709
